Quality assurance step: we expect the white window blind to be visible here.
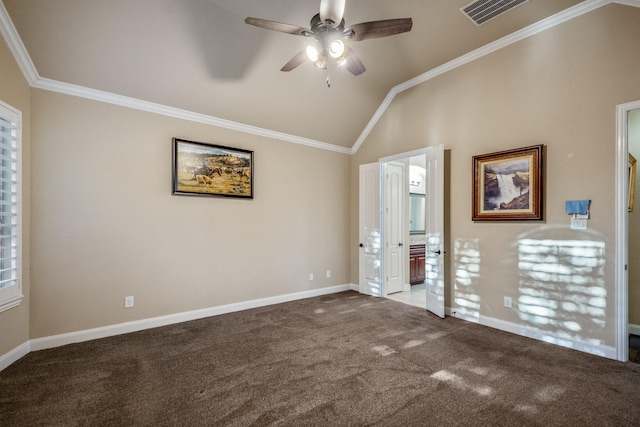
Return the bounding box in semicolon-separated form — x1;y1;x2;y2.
0;101;22;312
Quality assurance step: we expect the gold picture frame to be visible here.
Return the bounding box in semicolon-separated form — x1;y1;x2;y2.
472;144;543;221
629;153;636;212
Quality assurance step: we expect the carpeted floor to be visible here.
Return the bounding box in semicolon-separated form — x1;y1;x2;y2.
1;291;640;426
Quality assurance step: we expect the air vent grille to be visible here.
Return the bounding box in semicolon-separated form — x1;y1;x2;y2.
461;0;530;26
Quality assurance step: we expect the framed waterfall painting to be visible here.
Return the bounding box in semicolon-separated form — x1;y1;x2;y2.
472;144;543;221
172;138;254;199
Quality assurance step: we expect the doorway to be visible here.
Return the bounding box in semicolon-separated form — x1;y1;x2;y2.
615;100;640;362
626;107;640;362
385;154;428;308
358;145;445;317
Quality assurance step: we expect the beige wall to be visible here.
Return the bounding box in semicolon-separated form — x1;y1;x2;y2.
0;33;31;355
3;1;640;357
629;109;640;326
351;4;640;347
28;90;350;338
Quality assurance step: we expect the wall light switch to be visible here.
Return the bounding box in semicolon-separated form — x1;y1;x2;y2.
124;296;134;308
571;217;587;230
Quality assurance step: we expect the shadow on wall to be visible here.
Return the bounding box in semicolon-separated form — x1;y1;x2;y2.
453;226;606;349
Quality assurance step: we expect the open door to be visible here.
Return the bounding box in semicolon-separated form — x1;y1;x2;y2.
425;145;445;317
383;162;405;295
359;162;382;296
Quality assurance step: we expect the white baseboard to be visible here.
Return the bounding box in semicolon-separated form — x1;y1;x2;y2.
1;286;624;372
0;340;30;372
30;284;353;352
451;309;617;360
1;284;352;371
630;323;640;336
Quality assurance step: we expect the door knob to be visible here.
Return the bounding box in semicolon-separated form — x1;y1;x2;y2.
399;243;403;247
359;243;364;248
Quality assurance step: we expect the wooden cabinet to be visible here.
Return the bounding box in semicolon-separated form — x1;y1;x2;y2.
409;244;426;285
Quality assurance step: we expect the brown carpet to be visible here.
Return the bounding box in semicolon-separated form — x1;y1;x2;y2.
1;291;640;426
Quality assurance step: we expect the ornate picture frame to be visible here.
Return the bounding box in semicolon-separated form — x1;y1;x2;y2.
472;144;543;221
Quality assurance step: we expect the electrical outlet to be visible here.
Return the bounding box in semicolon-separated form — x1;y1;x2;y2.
309;273;314;281
124;296;134;308
503;296;512;308
326;270;331;278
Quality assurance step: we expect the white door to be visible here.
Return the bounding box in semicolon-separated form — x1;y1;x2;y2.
359;162;382;297
424;145;445;317
384;162;405;295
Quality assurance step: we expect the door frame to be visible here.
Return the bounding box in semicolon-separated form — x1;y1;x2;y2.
615;99;640;362
380;147;438;301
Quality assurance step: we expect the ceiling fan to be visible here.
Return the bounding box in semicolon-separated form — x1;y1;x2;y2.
245;0;412;78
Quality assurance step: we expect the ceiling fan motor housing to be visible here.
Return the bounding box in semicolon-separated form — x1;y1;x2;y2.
320;0;346;27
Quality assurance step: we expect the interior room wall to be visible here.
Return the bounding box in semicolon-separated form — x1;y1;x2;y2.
0;34;31;356
28;89;351;339
628;109;640;328
350;4;640;349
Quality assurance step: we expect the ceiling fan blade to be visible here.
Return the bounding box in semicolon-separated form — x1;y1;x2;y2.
245;17;310;36
320;0;345;26
348;18;413;41
281;50;308;72
342;47;366;76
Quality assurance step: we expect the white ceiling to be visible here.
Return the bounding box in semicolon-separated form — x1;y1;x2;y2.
2;0;593;150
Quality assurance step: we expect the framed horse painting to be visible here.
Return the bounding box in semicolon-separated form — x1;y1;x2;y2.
172;138;254;199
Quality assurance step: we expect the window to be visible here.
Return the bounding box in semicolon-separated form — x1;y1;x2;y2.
0;101;22;312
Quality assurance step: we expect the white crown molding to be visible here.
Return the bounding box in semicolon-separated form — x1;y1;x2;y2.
614;0;640;7
0;0;37;85
1;0;637;157
0;1;350;155
350;0;622;153
350;89;397;154
32;77;352;154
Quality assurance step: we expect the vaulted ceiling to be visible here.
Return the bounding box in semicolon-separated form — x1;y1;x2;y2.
2;0;594;151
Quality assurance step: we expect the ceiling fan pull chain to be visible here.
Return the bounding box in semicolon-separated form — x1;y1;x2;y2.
326;70;331;88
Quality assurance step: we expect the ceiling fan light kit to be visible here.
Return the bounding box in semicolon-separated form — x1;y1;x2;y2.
245;0;412;82
329;39;345;59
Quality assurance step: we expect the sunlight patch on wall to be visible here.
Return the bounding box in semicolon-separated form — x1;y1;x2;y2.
517;238;606;344
363;230;382;296
454;239;482;320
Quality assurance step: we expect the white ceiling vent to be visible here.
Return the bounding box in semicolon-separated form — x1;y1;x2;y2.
461;0;530;26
